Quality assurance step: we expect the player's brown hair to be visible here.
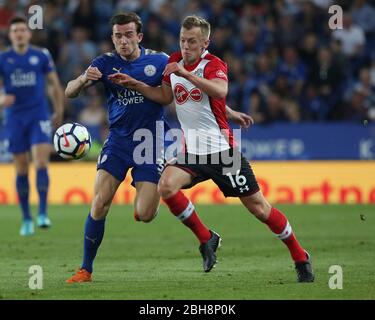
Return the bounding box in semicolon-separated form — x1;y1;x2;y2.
182;16;211;39
110;12;143;34
9;16;28;27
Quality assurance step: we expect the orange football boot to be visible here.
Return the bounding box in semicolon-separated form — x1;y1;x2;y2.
66;268;92;283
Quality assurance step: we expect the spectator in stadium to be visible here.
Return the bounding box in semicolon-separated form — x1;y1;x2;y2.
351;0;375;38
58;26;98;83
299;84;330;121
274;13;301;48
308;46;345;116
331;13;366;58
343;87;369;122
71;0;97;38
0;0;373;125
254;91;300;123
277;46;307;97
353;67;375;120
298;32;318;67
141;17;167;52
0;0;15;32
242;52;276;112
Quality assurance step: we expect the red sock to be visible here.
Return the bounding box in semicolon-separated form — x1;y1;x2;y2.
265;207;307;263
134;211;141;222
163;191;211;244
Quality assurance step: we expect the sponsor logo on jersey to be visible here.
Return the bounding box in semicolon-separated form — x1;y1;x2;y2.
215;70;227;80
112;67;122;73
10;69;36;87
189;88;203;102
174;83;203;104
174;83;189;104
144;64;156;77
116;89;145;106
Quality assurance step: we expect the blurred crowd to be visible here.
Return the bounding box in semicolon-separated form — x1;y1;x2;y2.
1;0;375;145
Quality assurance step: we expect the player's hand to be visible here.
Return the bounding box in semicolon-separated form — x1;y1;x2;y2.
82;66;102;83
228;110;254;128
51;111;63;128
108;73;139;90
0;94;15;108
163;62;189;78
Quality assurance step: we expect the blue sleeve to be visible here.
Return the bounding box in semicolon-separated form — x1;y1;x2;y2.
156;53;169;84
0;54;3;78
90;55;105;73
86;55;106;84
41;48;56;74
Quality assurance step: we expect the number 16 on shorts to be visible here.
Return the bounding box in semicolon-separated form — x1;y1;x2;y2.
226;170;249;193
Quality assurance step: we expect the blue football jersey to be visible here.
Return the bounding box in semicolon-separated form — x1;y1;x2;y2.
0;45;55;116
89;47;169;139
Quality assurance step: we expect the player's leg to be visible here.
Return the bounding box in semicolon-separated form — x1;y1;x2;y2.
31;143;51;228
158;165;219;272
66;169;121;283
6;116;34;235
134;181;160;223
158;165;212;242
240;191;314;282
131;163;162;222
29;116;53;228
13;152;34;236
219;150;314;282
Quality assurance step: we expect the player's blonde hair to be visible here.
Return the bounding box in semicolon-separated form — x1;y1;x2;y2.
182;16;211;40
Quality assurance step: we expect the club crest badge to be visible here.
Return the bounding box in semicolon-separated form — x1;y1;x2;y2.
144;64;156;77
29;56;39;65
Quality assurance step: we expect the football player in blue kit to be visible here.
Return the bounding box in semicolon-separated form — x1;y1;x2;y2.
0;17;64;236
65;12;252;283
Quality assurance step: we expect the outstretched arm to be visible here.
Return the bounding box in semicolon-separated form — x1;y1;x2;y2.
65;66;102;98
226;105;254;128
108;73;174;105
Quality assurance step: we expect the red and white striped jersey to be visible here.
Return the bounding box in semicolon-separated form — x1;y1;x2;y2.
163;50;233;155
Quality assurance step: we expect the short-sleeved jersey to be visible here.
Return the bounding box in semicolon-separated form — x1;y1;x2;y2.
89;47;169;140
0;46;55;117
163;50;233;155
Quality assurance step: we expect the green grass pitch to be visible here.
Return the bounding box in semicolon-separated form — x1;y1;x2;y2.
0;204;374;300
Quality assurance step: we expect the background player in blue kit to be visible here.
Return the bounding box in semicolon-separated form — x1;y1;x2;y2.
0;17;64;236
65;12;252;283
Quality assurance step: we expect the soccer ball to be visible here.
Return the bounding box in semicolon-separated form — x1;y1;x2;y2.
53;123;91;160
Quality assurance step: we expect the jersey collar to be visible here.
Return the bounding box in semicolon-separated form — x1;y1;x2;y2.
116;46;144;63
12;45;30;56
183;50;209;72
